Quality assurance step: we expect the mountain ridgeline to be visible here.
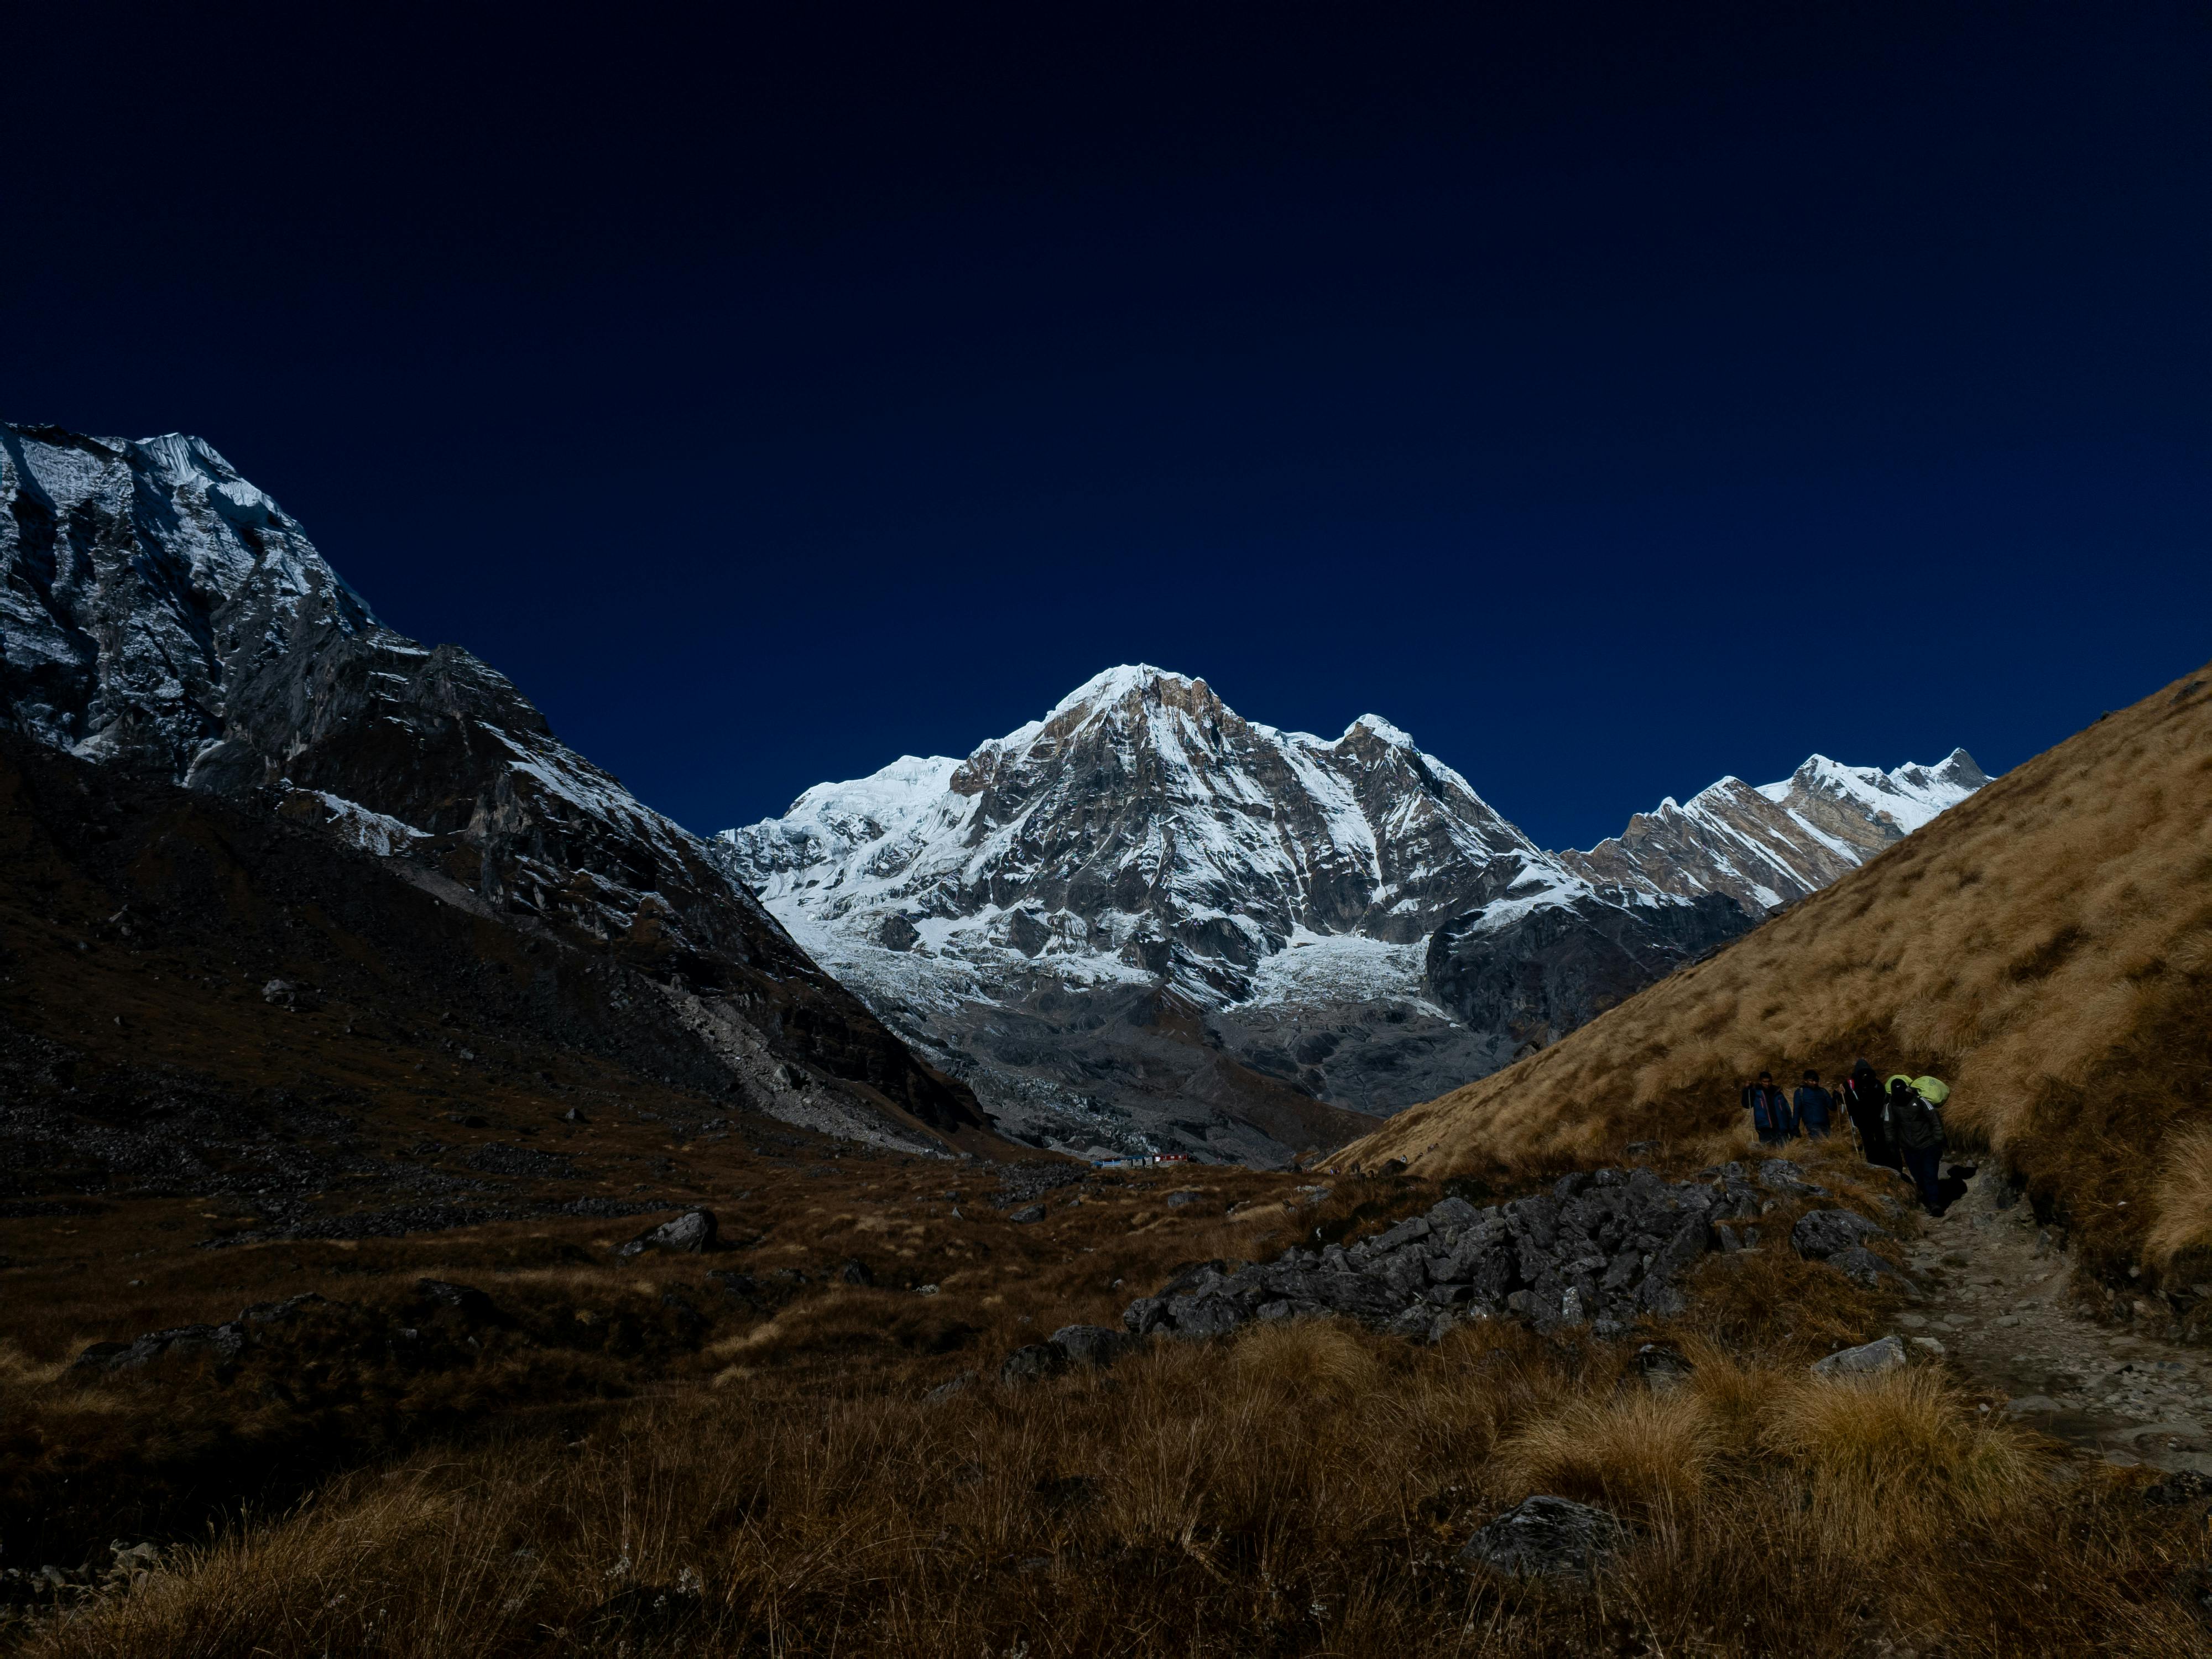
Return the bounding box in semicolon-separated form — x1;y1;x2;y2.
0;425;1987;1168
717;666;1986;1163
0;422;991;1155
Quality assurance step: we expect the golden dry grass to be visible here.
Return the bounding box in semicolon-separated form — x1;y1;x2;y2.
1345;662;2212;1299
22;1321;2210;1659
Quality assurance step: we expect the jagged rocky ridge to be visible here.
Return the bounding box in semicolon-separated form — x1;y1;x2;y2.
716;666;1985;1163
0;423;985;1153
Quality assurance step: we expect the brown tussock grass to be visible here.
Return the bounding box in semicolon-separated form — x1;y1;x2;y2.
1344;661;2212;1293
1491;1387;1719;1514
27;1317;2209;1659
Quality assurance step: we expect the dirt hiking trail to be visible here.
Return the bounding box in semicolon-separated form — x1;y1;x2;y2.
1897;1160;2210;1477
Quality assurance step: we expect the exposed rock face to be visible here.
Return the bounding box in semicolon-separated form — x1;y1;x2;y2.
0;424;985;1154
1561;752;1992;914
717;666;1984;1162
1424;890;1751;1056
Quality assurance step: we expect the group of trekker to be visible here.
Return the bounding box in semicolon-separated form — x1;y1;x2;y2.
1741;1058;1953;1215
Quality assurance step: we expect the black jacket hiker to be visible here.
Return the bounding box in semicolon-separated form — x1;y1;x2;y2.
1889;1077;1948;1212
1844;1060;1897;1167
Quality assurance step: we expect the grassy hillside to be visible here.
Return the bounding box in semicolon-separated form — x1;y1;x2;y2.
1344;661;2212;1315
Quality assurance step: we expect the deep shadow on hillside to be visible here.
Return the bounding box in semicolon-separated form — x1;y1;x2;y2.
1344;662;2212;1322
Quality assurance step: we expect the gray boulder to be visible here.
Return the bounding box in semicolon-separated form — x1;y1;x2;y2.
1123;1295;1170;1336
73;1321;247;1374
617;1208;717;1256
1049;1324;1130;1367
1427;1195;1481;1230
999;1344;1067;1383
1008;1204;1046;1225
1791;1208;1886;1260
1164;1294;1246;1339
1460;1495;1627;1580
1827;1246;1909;1289
1811;1334;1907;1378
1757;1159;1828;1197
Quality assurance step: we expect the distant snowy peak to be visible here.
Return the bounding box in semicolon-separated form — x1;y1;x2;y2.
1564;748;1990;915
1757;749;1988;836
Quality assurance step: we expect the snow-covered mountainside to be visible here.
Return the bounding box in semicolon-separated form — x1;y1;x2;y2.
717;666;1986;1164
0;423;987;1154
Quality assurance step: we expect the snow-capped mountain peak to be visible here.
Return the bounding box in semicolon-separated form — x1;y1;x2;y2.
712;668;1989;1164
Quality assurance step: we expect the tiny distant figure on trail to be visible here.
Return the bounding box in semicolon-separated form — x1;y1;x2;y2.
1743;1070;1794;1145
1840;1057;1898;1168
1888;1073;1952;1213
1793;1069;1834;1139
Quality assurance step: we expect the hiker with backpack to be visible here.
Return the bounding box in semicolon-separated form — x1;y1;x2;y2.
1888;1073;1950;1213
1841;1058;1898;1168
1743;1070;1794;1146
1793;1069;1835;1139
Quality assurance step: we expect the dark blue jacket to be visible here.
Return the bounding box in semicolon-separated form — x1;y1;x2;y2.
1793;1086;1833;1129
1743;1084;1792;1133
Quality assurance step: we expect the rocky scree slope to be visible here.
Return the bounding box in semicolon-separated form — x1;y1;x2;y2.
717;665;1981;1163
0;423;985;1153
1347;661;2212;1335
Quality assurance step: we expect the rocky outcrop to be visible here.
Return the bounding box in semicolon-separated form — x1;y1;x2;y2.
1118;1162;1784;1345
0;424;987;1154
716;666;1984;1163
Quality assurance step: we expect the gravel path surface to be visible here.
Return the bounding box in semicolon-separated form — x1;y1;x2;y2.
1903;1163;2210;1476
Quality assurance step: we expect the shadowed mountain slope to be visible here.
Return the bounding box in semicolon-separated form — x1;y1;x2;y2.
0;422;987;1153
1342;661;2212;1316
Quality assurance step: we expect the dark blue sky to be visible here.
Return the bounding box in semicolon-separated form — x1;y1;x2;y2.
11;3;2208;849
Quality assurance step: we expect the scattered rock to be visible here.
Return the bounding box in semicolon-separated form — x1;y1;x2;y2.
1164;1190;1203;1209
924;1370;977;1403
261;978;321;1011
616;1208;718;1257
1049;1324;1130;1367
1633;1342;1695;1392
1000;1343;1068;1383
1459;1495;1626;1580
71;1321;246;1374
839;1259;874;1286
1757;1159;1828;1197
1827;1245;1910;1289
1811;1334;1907;1379
1792;1208;1887;1260
2142;1470;2212;1506
1007;1204;1046;1225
